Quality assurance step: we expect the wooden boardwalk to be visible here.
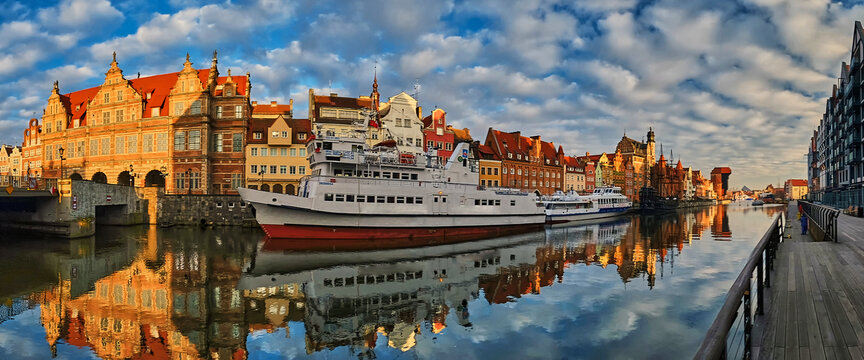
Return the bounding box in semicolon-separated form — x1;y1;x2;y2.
756;202;864;359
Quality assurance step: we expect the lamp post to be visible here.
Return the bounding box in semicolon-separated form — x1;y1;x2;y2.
129;164;135;187
58;146;65;179
186;169;192;195
258;169;265;189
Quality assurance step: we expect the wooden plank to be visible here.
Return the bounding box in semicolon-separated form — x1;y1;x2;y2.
785;291;797;349
812;290;838;347
788;252;797;291
773;347;785;360
799;347;811;360
848;346;862;359
835;290;864;347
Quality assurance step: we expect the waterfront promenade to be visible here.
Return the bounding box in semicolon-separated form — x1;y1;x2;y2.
757;202;864;359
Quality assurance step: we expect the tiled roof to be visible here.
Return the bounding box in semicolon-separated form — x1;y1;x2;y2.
59;69;246;126
252;101;292;115
787;179;808;187
449;126;472;142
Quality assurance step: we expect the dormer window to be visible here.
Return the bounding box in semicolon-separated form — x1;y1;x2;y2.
253;132;262;139
508;153;513;159
546;159;550;164
298;133;307;140
272;131;279;138
225;88;233;96
517;154;522;160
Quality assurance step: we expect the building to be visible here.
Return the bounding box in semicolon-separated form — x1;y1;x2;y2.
21;118;43;177
577;152;610;188
422;108;455;164
562;156;586;192
785;179;809;200
710;167;732;199
0;145;21;176
308;90;374;139
245;101;312;195
808;21;864;207
473;141;501;188
584;160;596;192
484;128;564;195
37;52;250;194
377;92;425;156
614;129;656;201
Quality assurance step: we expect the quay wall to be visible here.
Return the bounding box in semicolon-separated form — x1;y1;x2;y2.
137;188;255;226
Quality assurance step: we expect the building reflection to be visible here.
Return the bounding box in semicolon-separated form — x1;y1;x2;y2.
31;205;775;358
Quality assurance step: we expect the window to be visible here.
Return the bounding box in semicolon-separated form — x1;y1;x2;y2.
76;141;83;157
299;166;306;174
280;165;287;174
104;93;109;103
189;130;201;150
117;90;123;101
445;143;452;151
90;139;98;156
144;134;153;152
251;148;258;156
116;109;124;122
102;138;110;155
494;168;499;175
269;148;277;156
127;135;137;153
290;148;296;157
157;133;168;151
151;107;160;117
216;106;223;118
232;133;242;152
103;111;110;124
281;131;288;138
281;148;288;156
427;140;434;149
231;174;242;189
174;102;185;116
254;132;262;139
116;136;125;154
269;165;277;174
214;133;224;152
235;105;242;118
251;165;258;174
272;131;279;138
174;132;186;151
290;166;297;175
298;133;307;140
190;100;201;114
299;148;306;157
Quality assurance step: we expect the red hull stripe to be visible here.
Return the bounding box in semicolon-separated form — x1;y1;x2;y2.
260;224;544;251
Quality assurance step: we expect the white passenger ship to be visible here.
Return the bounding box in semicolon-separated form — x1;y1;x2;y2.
238;119;546;249
540;186;632;223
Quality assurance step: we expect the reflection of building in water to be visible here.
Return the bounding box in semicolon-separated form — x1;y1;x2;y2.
711;205;732;239
35;228;258;359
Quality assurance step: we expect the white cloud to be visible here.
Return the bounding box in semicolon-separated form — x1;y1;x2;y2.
399;34;482;78
37;0;123;33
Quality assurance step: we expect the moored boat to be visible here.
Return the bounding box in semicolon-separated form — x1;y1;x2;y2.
540;186;632;224
239;115;547;248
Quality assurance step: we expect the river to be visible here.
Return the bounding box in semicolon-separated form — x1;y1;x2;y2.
0;203;785;359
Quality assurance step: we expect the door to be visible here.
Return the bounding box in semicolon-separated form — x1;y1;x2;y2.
433;195;448;215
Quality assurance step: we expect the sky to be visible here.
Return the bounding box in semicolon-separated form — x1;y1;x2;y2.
0;0;861;189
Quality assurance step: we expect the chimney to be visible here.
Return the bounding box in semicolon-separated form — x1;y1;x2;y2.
586;152;590;156
251;101;257;106
271;101;277;107
330;93;338;97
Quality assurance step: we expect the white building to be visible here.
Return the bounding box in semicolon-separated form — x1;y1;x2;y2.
377;92;425;156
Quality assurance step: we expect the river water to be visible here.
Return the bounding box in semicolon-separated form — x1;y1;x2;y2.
0;203;785;359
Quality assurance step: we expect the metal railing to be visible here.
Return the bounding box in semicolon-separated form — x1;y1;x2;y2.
800;200;841;242
0;175;58;192
694;212;785;359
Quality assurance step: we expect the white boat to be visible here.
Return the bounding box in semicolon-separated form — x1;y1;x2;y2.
238;116;546;249
540;186;632;223
752;199;764;206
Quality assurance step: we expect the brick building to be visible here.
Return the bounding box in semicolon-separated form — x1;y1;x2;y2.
37;52;250;194
484;128;564;195
422;108;455;164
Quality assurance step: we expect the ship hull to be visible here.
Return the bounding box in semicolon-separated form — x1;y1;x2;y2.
545;207;631;224
259;223;544;250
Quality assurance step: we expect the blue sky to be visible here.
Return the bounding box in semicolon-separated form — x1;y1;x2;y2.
0;0;860;188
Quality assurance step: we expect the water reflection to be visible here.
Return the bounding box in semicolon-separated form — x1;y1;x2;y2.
4;204;785;359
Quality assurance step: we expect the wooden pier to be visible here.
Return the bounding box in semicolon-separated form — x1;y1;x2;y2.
756;202;864;359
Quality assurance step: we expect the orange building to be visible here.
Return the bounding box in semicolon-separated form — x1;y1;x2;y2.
484;128;564;195
37;52;250;194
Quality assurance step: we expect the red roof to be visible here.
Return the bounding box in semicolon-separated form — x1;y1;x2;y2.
252;101;293;115
59;69;246;126
711;167;732;174
787;179;808;187
246;117;310;145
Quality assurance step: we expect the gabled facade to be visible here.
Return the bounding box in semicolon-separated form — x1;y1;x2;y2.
562;156;586;192
38;52;250;194
484;128;564;195
422;108;455;164
473;141;501;188
246;101;311;195
614;128;655;201
785;179;809;200
378;92;425;156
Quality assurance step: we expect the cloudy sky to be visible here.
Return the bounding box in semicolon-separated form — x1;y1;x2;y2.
0;0;860;188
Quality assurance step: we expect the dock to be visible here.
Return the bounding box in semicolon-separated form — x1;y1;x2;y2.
756;202;864;359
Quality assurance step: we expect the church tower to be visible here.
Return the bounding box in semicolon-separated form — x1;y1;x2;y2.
646;127;656;167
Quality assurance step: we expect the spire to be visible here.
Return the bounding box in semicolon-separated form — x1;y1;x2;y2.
106;51;123;76
371;62;380;111
52;80;59;95
207;49;219;91
181;52;194;72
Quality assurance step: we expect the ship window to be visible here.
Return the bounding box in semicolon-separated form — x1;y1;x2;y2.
323;142;333;150
406;197;414;204
407;272;415;280
334;169;342;176
396;196;405;203
475;199;480;205
335;194;345;202
367;275;376;283
346;277;354;286
415;270;423;278
324;279;332;287
481;199;488;206
346;195;355;202
334;278;344;287
376;196;385;203
375;275;385;283
373;171;381;178
411;174;418;180
382;172;391;179
511;200;516;206
433;197;438;203
442;197;447;203
495;200;501;206
396;273;405;282
368;195;376;203
401;173;410;180
387;196;395;203
357;276;365;284
387;274;395;282
356;195;365;203
415;197;423;204
324;193;333;201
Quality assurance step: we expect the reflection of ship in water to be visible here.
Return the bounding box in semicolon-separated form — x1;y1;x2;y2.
24;204;776;358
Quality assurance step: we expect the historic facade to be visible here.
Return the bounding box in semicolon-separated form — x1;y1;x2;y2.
484;128;564;195
614;128;656;201
36;52;250;194
246;101;311;195
473;141;501;188
422;108;455;164
0;145;21;176
562;156;586;192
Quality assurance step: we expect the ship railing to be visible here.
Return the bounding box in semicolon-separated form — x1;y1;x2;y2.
799;200;840;242
694;212;785;359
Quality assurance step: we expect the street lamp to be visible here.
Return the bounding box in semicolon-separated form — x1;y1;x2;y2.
258;169;265;189
57;146;65;179
129;164;135;187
